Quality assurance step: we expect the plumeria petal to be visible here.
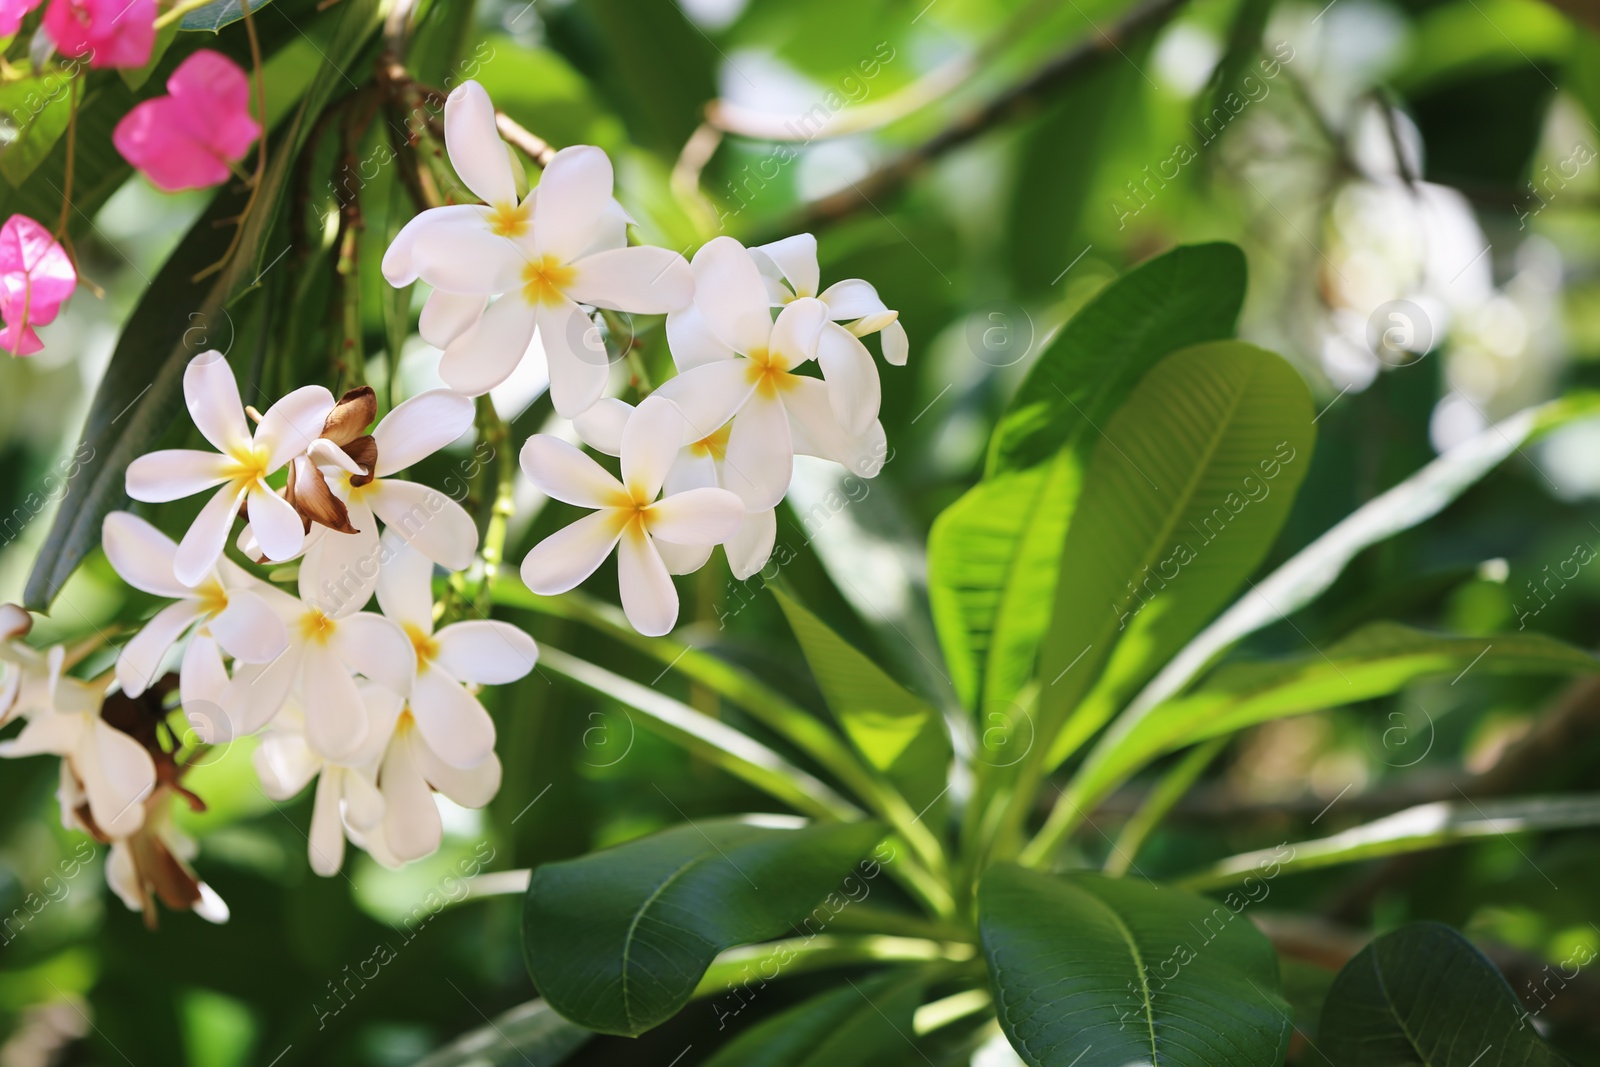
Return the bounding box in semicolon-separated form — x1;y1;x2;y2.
441;295;538;397
646;487;745;545
815;320;881;435
663;447;718;495
333;612;416;694
566;246;693;314
209;587;288;664
179;632;232;733
297;514;380;618
379;728;443;863
652;359;755;443
538;298;612;419
84;719;156;838
372;389;476;478
410;667;496;769
690;236;773;355
382;204;486;286
253;726;321;800
726;507;777;580
519;433;624;508
665;302;736;372
752;233;819;299
101;512;189;598
412;225;526;294
880;318;908;366
444;80;518;207
419;288;489;349
817;277;887;319
184;351;250;455
770;296;828;368
374;533;434;633
173;484;247;588
309;771;348;876
216;646;302;742
616;526;677;637
417;745;501;809
433;620;538;685
572;396;632;456
722;394;794;511
366;480;479;571
530;145;615;263
258;384;338;470
621;396;689;500
654;540;713;575
125;449;233;503
117;600;205;697
301;642;369;761
785;377;888;477
520;509;624;595
248;481;307;563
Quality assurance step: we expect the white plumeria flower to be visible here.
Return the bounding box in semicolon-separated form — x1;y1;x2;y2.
254;694;387;876
0;666;155;839
102;512;288;701
100;786;229;924
125;352;334;586
520;396;746;636
248;389;479;615
655;237;888;511
376;534;537;768
747;232;908;365
574;398;775;580
0;604;55;725
382;80;631;352
213;561;414;761
403;143;693;417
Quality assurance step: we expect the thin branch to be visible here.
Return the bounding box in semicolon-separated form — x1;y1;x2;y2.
495;111;555;169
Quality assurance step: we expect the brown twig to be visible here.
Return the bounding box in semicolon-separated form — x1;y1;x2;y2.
494;111;555;169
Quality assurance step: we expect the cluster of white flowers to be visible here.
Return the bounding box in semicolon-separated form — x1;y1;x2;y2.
0;77;904;920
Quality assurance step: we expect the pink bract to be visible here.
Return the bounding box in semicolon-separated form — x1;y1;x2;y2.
0;214;77;357
113;49;262;193
43;0;155;69
0;0;43;37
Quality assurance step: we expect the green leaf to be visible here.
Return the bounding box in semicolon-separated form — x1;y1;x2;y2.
1116;392;1600;728
0;72;73;186
1038;340;1316;769
774;589;951;819
409;998;592;1067
1318;922;1570;1065
1072;624;1599;812
1195;0;1276;153
927;243;1247;713
180;0;281;32
1177;794;1600;891
700;970;929;1067
522;817;886;1037
23;0;383;610
978;866;1291;1066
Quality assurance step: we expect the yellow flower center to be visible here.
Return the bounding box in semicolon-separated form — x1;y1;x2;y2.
744;348;797;399
486;200;530;238
522;255;576;307
396;708;415;733
404;622;438;669
223;444;270;485
689;423;732;461
298;609;336;644
196;581;229;617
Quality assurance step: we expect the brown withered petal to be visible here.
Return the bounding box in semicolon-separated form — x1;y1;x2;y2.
345;434;379;487
321;386;377;447
287;456;358;535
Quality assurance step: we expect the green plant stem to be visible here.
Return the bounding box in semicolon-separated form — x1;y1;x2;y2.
1104;736;1227;876
472;397;515;619
690;935;976;1000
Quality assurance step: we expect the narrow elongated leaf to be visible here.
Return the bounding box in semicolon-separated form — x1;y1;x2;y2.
928;243;1246;712
180;0;282;31
522;818;886;1036
978;866;1291;1066
1119;392;1600;725
1319;922;1569;1065
23;0;384;609
1039;341;1315;768
1071;624;1599;811
774;589;951;818
409;998;591;1067
1178;794;1600;890
701;970;929;1067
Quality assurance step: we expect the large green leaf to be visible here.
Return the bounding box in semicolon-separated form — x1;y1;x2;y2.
23;0;384;609
774;589;951;820
1178;794;1600;890
180;0;283;31
0;72;74;186
409;998;591;1067
927;243;1246;712
522;818;886;1037
978;866;1291;1066
1319;923;1570;1065
700;970;929;1067
1070;624;1599;812
1038;341;1315;769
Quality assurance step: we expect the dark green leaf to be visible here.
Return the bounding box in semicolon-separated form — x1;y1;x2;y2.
0;72;73;186
701;970;928;1067
978;866;1291;1066
1319;922;1570;1066
927;243;1246;713
409;998;592;1067
522;817;886;1036
1039;341;1315;769
181;0;282;32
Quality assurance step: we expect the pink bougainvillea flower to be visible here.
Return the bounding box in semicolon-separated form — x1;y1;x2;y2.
44;0;156;70
113;50;261;192
0;214;76;357
0;0;44;37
